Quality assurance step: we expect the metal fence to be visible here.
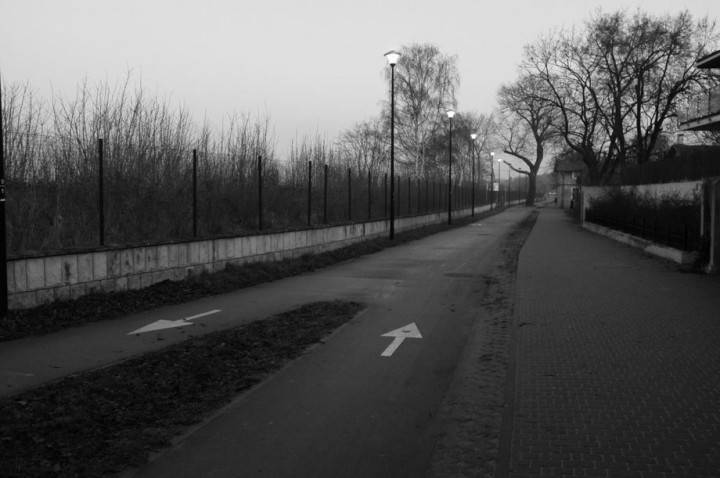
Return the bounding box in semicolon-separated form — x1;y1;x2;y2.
5;139;526;256
585;209;700;251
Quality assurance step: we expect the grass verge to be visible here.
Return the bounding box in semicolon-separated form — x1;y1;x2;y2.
0;210;505;342
0;300;364;478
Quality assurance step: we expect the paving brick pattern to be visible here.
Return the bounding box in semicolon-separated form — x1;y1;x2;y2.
506;207;720;477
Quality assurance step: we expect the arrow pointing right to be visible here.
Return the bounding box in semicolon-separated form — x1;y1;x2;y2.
381;323;422;357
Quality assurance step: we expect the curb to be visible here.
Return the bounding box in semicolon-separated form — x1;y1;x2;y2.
582;221;698;265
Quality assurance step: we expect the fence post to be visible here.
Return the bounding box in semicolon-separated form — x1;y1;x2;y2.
425;177;429;213
98;138;105;246
367;171;372;220
308;160;312;226
432;181;436;211
192;149;198;237
397;176;401;216
653;219;658;242
324;164;328;224
641;216;645;239
417;178;420;215
258;154;263;231
347;168;352;221
407;177;411;214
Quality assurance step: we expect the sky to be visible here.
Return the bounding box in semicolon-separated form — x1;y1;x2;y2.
2;0;720;165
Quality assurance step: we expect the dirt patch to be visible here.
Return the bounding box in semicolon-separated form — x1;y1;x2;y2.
0;300;363;478
428;210;539;478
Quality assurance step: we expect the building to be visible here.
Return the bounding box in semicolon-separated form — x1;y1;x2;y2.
677;49;720;272
554;155;588;209
678;50;720;132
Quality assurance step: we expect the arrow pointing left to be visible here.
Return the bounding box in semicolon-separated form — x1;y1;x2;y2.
128;310;221;335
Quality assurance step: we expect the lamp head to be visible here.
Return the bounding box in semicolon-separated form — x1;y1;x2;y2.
446;110;455;119
471;133;477;140
384;50;401;66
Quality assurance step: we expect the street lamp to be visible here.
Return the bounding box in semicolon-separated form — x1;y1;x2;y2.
446;110;455;225
470;133;477;217
385;50;400;239
490;152;495;210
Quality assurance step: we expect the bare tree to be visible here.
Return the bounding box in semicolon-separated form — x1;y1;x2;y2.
383;43;459;177
590;10;718;165
422;112;495;185
521;8;718;185
334;117;388;174
497;74;558;205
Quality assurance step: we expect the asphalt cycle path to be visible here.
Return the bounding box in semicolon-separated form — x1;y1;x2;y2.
124;207;535;478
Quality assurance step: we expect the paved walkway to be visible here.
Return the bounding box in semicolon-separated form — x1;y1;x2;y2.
502;206;720;477
3;205;720;477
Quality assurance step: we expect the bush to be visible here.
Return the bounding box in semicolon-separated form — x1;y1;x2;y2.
589;188;699;224
587;187;701;251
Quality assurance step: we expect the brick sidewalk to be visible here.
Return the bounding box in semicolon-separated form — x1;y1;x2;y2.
503;206;720;477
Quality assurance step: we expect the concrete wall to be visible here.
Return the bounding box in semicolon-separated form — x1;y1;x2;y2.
579;181;704;266
702;178;720;273
6;206;489;309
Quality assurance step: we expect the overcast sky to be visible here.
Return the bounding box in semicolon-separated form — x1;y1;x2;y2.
2;0;719;161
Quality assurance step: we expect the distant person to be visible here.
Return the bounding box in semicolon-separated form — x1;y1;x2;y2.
554;197;557;205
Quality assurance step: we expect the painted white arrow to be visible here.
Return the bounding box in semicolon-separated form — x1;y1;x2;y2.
128;310;222;335
380;323;422;357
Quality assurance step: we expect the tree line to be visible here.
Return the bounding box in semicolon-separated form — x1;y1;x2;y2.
1;7;718;253
498;8;719;187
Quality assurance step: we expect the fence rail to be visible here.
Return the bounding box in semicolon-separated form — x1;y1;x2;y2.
585;209;699;251
678;85;720;124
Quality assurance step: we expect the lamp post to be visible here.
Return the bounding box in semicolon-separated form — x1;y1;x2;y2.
470;133;477;217
385;50;400;239
446;110;455;225
490;152;495;210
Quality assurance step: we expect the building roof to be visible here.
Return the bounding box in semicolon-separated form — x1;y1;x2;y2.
696;50;720;69
554;157;588;174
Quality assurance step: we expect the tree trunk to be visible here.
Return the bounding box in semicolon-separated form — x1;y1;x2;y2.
526;171;537;206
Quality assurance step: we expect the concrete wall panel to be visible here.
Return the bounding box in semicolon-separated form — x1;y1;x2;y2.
7;207;480;309
27;258;45;290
